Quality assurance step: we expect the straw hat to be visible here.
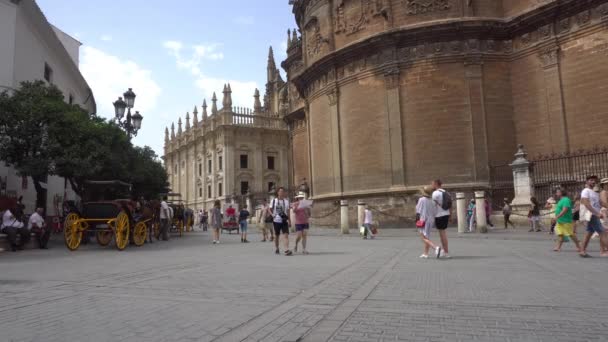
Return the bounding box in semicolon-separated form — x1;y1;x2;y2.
601;178;608;185
419;186;433;198
295;191;306;199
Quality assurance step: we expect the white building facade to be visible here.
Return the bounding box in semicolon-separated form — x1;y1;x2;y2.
0;0;96;216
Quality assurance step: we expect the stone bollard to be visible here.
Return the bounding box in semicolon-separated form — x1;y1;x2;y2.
475;191;488;233
341;200;349;234
357;200;366;231
456;192;467;234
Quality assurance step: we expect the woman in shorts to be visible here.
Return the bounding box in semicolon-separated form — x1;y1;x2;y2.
416;186;441;259
292;192;311;254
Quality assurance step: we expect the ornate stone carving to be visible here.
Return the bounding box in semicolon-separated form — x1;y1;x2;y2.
539;46;560;68
405;0;451;15
538;25;551;39
558;18;570;33
384;67;400;89
577;10;591;26
335;0;390;35
327;87;339;106
598;3;608;17
521;33;532;46
305;18;330;57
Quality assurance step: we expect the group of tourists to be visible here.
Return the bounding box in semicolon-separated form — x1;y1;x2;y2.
546;176;608;257
415;180;452;259
203;187;312;256
1;197;51;252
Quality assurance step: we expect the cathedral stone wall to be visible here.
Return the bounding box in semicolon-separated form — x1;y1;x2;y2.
283;0;608;227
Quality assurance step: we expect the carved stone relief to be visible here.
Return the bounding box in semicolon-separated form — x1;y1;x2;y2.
404;0;451;15
334;0;390;36
539;47;560;68
305;18;330;57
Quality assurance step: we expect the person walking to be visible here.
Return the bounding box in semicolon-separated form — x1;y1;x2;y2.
502;198;515;229
268;187;292;256
431;179;451;258
239;205;251;243
467;199;476;232
529;197;543;232
546;196;557;235
551;188;586;256
600;178;608;245
580;176;608;257
573;193;581;235
28;207;50;249
416;186;441;259
292;192;311;254
363;205;373;239
259;199;273;242
484;197;494;229
210;200;222;244
159;196;170;241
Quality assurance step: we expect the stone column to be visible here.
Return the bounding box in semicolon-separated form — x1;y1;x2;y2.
510;145;534;210
539;46;569;153
475;191;487;233
357;200;366;229
465;56;490;182
340;199;349;234
384;67;405;186
328;88;342;194
456;192;467;234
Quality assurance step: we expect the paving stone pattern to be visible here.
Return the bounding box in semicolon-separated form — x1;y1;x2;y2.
0;228;607;342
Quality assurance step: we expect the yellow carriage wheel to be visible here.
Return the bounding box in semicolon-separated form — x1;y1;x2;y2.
133;221;147;247
114;211;130;251
64;213;82;251
96;230;112;246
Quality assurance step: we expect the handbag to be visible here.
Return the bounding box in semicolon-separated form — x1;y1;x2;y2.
371;226;378;235
416;219;425;228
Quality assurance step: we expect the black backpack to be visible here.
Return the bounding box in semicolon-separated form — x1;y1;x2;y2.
441;190;452;211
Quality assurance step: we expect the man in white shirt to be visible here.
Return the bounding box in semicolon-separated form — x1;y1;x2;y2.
267;187;292;255
1;207;29;252
159;196;170;241
431;179;452;258
363;205;374;239
581;176;608;257
28;207;50;249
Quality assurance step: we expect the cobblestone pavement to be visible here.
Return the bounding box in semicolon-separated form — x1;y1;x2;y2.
0;228;607;342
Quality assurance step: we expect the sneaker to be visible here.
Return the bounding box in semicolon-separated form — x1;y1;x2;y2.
244;240;250;243
441;253;452;259
435;246;442;259
216;241;220;244
419;254;429;259
275;249;280;255
285;250;293;256
212;240;217;244
303;250;309;255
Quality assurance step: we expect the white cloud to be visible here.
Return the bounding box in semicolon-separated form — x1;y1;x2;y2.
163;40;224;76
80;46;162;119
233;15;255;25
163;40;257;108
100;35;112;42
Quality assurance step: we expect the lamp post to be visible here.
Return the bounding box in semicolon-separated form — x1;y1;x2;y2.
113;88;143;139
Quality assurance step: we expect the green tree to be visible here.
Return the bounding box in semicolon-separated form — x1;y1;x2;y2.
127;146;169;199
0;81;66;207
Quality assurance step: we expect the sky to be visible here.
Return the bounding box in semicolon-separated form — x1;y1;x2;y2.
36;0;297;157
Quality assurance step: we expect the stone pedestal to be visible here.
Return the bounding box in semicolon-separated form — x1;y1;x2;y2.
475;191;488;233
510;145;534;210
357;200;366;230
456;192;467;234
340;200;349;234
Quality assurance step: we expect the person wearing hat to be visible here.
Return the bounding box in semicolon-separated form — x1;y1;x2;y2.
416;186;441;259
292;192;311;254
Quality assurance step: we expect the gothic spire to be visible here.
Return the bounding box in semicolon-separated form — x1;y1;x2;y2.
226;83;233;110
186;112;191;130
193;106;198;125
287;29;292;49
177;117;182;134
171;122;175;138
211;92;218;115
202;99;208;119
267;46;277;82
165;127;169;141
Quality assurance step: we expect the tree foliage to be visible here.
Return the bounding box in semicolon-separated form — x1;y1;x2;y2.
0;81;167;203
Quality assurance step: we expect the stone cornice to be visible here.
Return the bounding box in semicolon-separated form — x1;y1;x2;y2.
289;0;608;96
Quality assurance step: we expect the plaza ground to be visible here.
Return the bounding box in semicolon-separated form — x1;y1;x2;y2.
0;227;607;342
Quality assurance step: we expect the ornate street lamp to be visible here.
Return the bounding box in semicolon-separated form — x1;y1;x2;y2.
113;88;143;139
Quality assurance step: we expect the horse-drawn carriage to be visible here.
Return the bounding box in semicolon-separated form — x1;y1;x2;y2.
150;193;191;238
63;181;149;251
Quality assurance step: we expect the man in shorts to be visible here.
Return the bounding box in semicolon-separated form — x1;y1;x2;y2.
268;187;292;255
581;175;608;257
431;179;451;258
551;188;585;256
